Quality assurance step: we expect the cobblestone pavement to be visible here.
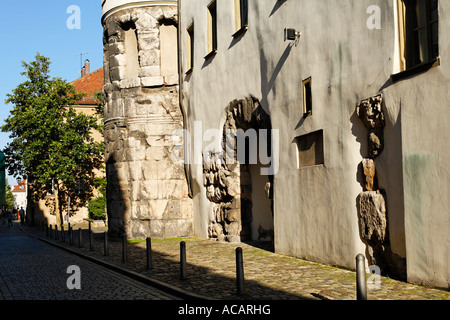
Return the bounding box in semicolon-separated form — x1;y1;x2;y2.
0;222;179;300
21;222;450;301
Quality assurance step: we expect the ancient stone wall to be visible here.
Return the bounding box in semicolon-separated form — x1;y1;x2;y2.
102;5;193;239
203;96;273;243
356;95;405;279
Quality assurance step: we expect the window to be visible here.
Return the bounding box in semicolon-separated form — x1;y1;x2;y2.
186;24;194;71
206;0;218;57
302;77;312;116
47;179;55;196
295;130;324;169
160;21;178;78
75;179;85;195
122;21;139;80
398;0;439;71
234;0;248;33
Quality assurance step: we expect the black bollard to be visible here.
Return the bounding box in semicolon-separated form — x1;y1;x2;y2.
61;225;65;242
180;241;186;280
54;225;58;240
146;237;152;270
236;247;244;295
104;231;109;256
122;233;127;262
49;225;53;238
46;225;49;237
89;229;93;251
69;226;73;245
356;254;367;300
78;228;82;248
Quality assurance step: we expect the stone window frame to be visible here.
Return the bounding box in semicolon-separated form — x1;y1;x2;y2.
186;23;195;73
205;0;218;60
233;0;248;38
393;0;439;82
302;77;312;117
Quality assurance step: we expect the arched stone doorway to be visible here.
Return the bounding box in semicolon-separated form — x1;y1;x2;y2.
203;96;274;243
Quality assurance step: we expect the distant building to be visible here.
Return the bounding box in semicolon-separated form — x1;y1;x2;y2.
11;179;27;210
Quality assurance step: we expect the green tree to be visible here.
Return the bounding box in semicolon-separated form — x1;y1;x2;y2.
88;177;107;221
5;180;15;210
1;53;104;224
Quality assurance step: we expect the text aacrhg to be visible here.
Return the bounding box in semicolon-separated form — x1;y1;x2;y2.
178;304;271;317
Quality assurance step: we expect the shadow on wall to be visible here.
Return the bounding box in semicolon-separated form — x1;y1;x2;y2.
106;153;126;239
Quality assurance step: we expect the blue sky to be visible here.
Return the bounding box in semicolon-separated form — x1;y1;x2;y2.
0;0;104;184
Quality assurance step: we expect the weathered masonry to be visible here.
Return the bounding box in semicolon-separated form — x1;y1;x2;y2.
102;0;193;239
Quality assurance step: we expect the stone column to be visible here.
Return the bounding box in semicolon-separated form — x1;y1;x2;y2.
102;3;192;239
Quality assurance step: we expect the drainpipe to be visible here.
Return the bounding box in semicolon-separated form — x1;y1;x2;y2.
178;0;193;198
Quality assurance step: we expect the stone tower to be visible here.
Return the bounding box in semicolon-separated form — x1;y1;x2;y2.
102;0;193;239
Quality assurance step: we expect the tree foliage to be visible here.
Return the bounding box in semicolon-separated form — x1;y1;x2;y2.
5;180;15;210
1;53;104;223
88;177;107;221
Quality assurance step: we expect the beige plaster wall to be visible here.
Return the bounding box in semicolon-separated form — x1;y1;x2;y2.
179;0;449;287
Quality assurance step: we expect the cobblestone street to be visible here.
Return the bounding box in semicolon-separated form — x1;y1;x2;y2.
0;221;179;300
19;222;450;301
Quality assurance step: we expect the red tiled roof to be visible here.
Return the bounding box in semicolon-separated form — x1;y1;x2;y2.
11;180;26;193
70;68;104;105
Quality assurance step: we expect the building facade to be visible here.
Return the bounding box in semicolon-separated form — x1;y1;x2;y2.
101;0;193;239
11;179;27;211
178;0;449;289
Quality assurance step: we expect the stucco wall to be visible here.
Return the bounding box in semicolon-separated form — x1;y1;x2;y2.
179;0;449;287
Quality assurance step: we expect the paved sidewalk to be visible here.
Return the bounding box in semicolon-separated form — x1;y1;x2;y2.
21;223;449;300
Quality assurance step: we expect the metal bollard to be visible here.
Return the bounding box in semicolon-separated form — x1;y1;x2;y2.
46;225;49;237
236;247;245;295
104;231;109;256
89;230;93;251
69;226;73;245
356;254;367;300
180;241;186;280
54;225;58;240
122;233;128;262
78;228;82;248
146;237;152;270
61;225;65;242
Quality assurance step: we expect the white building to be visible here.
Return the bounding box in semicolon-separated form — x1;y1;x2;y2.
11;179;27;210
178;0;449;289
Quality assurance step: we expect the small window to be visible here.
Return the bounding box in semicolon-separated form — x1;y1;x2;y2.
122;21;139;80
186;24;194;71
295;130;324;168
47;179;55;196
302;77;312;116
160;21;178;78
207;0;218;56
398;0;439;70
235;0;248;32
75;179;85;196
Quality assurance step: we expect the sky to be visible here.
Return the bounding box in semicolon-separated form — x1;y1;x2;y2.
0;0;104;184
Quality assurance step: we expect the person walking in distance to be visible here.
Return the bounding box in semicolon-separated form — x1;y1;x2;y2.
19;207;25;224
7;210;13;227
